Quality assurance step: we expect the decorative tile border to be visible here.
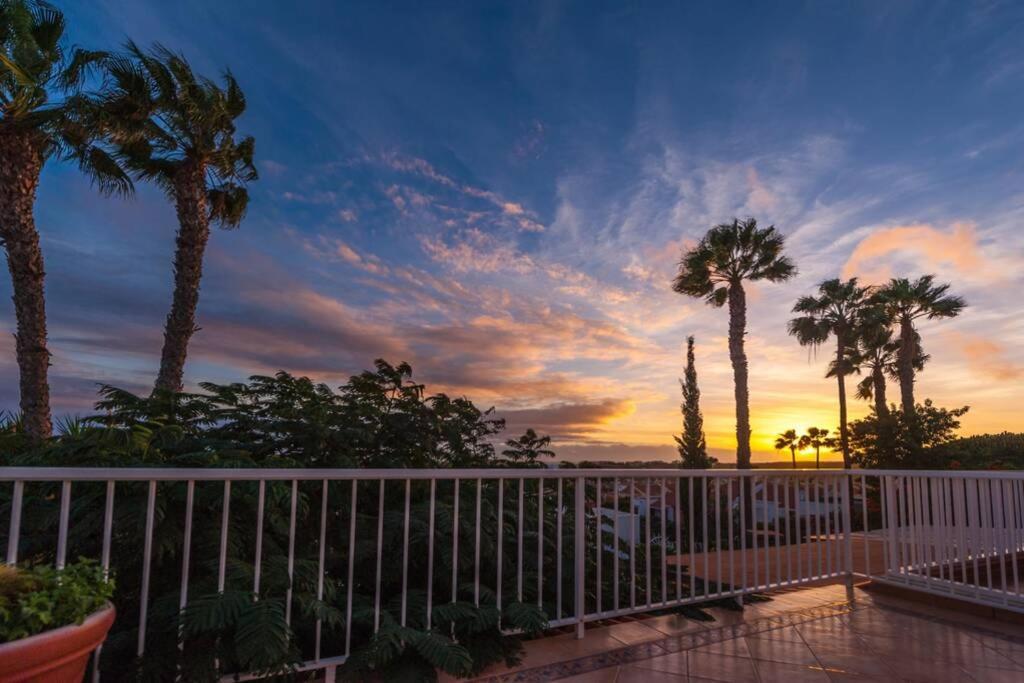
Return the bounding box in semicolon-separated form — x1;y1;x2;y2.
473;597;864;682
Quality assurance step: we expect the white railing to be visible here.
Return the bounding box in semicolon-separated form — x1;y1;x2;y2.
1;467;1021;680
868;471;1024;611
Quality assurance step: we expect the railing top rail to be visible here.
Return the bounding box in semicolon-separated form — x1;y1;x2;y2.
0;466;1019;482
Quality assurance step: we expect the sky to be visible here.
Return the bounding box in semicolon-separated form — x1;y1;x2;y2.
2;1;1023;463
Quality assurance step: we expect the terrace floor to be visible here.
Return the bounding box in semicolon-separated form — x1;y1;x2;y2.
457;583;1024;682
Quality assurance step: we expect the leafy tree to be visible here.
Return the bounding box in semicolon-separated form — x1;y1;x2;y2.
0;0;131;440
774;429;800;469
798;427;829;470
93;42;256;393
788;278;870;468
673;218;796;468
502;428;555;467
874;276;965;444
927;432;1024;470
848;400;969;469
675;336;715;469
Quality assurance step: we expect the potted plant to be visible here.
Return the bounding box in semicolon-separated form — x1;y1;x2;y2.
0;559;115;682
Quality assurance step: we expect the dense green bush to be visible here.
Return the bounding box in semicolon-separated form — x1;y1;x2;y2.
927;432;1024;470
0;559;114;642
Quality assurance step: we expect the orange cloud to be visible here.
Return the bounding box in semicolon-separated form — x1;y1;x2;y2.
842;222;982;282
947;331;1024;381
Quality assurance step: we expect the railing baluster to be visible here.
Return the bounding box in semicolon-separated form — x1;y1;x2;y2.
517;477;524;602
101;481;115;578
218;481;231;593
475;478;481;607
714;477;721;597
701;475;709;596
453;478;461;603
375;479;385;632
555;477;562;620
56;481;71;570
860;475;870;579
661;477;667;605
427;479;436;628
496;478;502;616
537;478;544;608
345;480;357;655
595;477;602;615
316;480;329;659
739;475;747;596
286;480;297;626
630;477;636;608
783;477;791;585
253;481;265;596
574;474;585;639
402;480;411;622
751;476;759;589
645;477;652;607
727;477;735;593
6;480;23;565
612;476;619;613
675;476;682;603
137;480;157;657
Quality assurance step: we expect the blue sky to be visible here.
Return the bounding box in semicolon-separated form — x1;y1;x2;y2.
3;1;1023;460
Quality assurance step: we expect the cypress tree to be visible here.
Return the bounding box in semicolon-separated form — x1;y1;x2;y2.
675;336;715;468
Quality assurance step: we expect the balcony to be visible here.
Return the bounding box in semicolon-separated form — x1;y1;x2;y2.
2;467;1023;681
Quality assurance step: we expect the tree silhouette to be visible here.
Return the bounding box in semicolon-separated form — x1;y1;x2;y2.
774;429;800;469
673;218;796;468
94;42;256;393
675;336;715;468
788;278;870;468
875;276;964;445
799;427;829;469
0;0;131;440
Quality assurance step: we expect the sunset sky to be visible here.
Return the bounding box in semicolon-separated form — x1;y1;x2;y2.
2;1;1022;462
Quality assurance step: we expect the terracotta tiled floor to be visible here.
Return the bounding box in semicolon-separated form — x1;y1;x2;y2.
463;584;1024;682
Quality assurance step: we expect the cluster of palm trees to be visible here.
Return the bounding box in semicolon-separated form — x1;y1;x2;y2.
1;0;256;441
774;427;831;469
675;218;965;469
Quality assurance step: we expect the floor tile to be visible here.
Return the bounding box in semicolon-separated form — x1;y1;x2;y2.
631;650;688;675
809;646;897;679
687;651;758;682
605;620;664;646
745;637;819;665
617;661;688;680
558;667;621;682
753;659;831;682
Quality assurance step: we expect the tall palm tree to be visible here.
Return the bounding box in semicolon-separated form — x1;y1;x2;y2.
673;218;796;468
799;427;828;470
97;42;256;393
875;276;964;430
0;0;131;440
853;307;929;420
788;278;870;469
774;429;800;469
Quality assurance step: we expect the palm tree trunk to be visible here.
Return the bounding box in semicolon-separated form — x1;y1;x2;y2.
835;333;851;469
896;317;916;419
872;365;888;418
815;446;820;469
0;131;52;441
727;282;751;469
154;162;210;394
790;446;796;469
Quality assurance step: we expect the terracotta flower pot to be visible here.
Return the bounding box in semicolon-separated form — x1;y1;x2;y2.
0;603;115;683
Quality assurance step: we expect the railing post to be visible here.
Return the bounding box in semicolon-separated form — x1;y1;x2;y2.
575;474;586;639
842;473;855;599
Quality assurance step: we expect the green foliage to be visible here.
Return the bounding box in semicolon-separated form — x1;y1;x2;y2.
2;361;562;680
675;336;714;468
927;432;1024;470
849;400;969;469
0;559;113;642
502;429;555;467
672;217;796;305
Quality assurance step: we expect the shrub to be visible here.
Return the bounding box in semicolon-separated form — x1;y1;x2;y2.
0;559;114;642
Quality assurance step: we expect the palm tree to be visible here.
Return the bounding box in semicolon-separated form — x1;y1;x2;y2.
673;218;796;468
853;306;929;420
774;429;800;469
788;278;870;468
875;276;965;432
96;42;256;393
0;0;131;440
799;427;829;470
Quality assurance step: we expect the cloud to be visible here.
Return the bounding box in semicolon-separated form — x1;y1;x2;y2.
946;331;1024;382
841;222;983;282
499;399;636;440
